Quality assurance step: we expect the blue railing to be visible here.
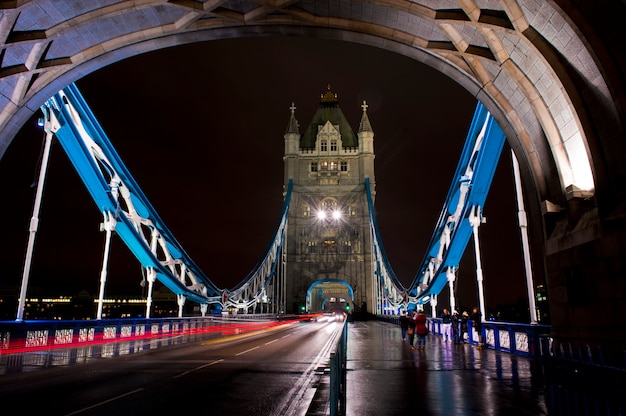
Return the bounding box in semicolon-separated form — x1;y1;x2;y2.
378;315;551;358
329;320;348;416
429;317;551;357
0;315;294;375
538;335;626;413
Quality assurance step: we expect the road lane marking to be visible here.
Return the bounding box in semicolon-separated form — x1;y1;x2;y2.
265;339;278;345
173;358;224;378
236;346;260;356
272;323;345;416
64;388;144;415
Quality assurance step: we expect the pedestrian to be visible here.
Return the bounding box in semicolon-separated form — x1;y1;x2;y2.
406;311;417;350
460;311;469;343
440;308;452;342
471;307;484;348
399;311;409;340
414;310;428;350
451;310;461;344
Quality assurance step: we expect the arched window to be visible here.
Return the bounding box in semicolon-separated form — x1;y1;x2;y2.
341;241;352;253
307;241;318;254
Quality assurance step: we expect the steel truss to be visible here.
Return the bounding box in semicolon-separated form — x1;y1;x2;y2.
40;84;290;315
40;84;503;317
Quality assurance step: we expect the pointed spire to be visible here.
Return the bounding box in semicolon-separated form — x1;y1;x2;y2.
358;100;373;133
285;102;300;134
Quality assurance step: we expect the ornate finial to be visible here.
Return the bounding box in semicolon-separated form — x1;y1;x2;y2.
361;100;368;112
290;102;296;115
320;84;338;103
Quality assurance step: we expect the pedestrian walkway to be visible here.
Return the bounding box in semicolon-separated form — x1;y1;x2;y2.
344;320;548;415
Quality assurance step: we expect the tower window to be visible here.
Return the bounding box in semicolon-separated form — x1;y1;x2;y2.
320;161;329;171
329;161;338;171
322;199;338;210
307;241;318;254
303;206;311;217
330;140;337;151
311;162;318;172
341;241;352;253
340;161;348;172
321;140;328;152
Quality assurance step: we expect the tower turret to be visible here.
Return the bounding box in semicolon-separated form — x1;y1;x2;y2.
358;100;375;198
283;102;300;189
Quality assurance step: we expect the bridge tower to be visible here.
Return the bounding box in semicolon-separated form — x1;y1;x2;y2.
283;86;376;316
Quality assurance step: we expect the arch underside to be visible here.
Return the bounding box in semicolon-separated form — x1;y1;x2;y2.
0;1;621;210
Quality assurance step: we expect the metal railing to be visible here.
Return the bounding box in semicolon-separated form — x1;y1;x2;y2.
538;335;626;413
0;315;293;375
379;315;551;358
329;319;348;416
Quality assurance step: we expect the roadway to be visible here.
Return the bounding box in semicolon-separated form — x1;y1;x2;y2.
0;318;344;415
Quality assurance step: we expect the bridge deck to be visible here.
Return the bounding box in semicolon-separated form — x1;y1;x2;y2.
343;320;548;416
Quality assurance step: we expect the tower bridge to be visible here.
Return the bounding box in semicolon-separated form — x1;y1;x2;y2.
0;0;624;366
23;82;507;325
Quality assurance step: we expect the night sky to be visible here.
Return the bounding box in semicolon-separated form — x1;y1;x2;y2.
0;36;529;311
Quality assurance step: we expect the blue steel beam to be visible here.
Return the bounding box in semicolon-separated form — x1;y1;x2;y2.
365;177;406;311
41;84;223;304
222;179;291;310
407;103;506;304
41;83;291;310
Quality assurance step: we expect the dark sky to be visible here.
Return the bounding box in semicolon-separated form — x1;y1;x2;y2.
0;36;529;311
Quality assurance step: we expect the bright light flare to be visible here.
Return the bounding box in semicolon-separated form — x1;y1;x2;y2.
315;209;343;222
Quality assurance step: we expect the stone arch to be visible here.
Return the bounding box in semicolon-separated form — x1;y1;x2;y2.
308;278;354;313
0;1;624;354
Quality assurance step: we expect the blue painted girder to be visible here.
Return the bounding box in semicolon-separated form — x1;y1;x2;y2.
408;103;506;303
365;177;404;290
41;84;221;303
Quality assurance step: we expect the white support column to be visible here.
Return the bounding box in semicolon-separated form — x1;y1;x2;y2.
177;294;185;317
280;227;287;314
145;267;156;318
511;150;538;324
469;206;487;322
144;228;160;318
430;295;438;318
378;272;383;315
96;211;116;320
200;303;208;317
16;124;54;321
447;266;457;313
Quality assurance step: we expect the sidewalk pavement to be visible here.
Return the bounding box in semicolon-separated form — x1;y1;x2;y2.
344;320;548;416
